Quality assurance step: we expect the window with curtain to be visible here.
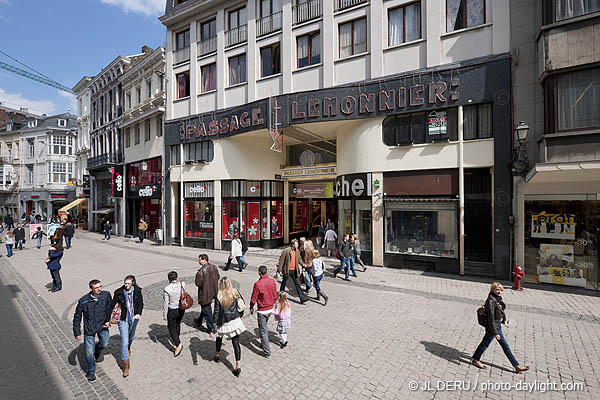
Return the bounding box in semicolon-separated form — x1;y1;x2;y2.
463;103;493;139
339;18;367;58
201;63;216;92
446;0;485;32
388;2;421;46
297;31;321;68
261;43;281;77
556;68;600;131
176;71;190;98
555;0;600;21
229;54;247;85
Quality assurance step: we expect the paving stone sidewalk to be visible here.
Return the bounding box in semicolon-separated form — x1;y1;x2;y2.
1;232;599;399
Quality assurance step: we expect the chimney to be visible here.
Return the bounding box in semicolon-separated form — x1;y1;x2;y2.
142;46;153;54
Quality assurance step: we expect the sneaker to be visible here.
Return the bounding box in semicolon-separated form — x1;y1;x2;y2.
263;351;270;358
280;341;288;349
87;374;97;383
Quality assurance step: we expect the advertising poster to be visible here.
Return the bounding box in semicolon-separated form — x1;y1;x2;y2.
531;211;576;240
272;201;283;239
222;201;239;240
537;243;585;287
427;110;448;137
29;223;42;239
247;202;260;241
185;202;195;237
262;204;269;240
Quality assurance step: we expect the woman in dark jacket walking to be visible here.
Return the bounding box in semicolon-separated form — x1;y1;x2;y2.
47;242;64;292
107;275;143;377
472;282;529;373
212;276;246;376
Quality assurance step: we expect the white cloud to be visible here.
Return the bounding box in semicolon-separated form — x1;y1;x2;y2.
0;0;11;6
57;90;77;112
0;88;56;115
99;0;164;17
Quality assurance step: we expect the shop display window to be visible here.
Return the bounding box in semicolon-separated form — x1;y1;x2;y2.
385;201;458;258
185;200;214;239
222;200;240;240
338;199;352;236
271;200;283;238
355;199;372;251
290;200;308;234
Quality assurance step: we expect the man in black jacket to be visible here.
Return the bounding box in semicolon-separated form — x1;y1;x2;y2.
333;234;357;280
73;279;112;383
5;215;14;229
63;223;75;249
13;224;26;250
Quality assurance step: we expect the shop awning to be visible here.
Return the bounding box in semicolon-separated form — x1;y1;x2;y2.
58;198;88;213
92;208;114;215
526;162;600;183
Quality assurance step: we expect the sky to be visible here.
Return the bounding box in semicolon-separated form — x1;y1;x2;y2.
0;0;166;116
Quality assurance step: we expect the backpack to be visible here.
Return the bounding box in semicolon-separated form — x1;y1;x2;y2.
477;305;487;327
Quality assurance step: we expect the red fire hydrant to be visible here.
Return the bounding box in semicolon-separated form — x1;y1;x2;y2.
513;265;524;291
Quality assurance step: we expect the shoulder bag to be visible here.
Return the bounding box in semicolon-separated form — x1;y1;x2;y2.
110;303;122;325
179;282;194;310
236;289;246;316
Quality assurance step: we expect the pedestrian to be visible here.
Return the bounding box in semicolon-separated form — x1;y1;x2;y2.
212;276;246;376
47;220;59;243
324;226;337;257
333;234;357;280
272;291;291;348
249;265;278;358
33;227;47;249
72;279;112;383
108;275;143;378
5;214;13;229
54;224;65;247
240;233;249;269
5;231;14;257
195;254;220;333
317;221;326;247
326;218;335;232
351;233;367;272
471;282;529;373
46;241;64;292
225;233;244;271
35;214;41;224
277;239;308;304
13;223;26;250
300;242;313;293
137;218;148;243
103;219;112;240
163;271;185;357
311;250;328;306
64;222;75;249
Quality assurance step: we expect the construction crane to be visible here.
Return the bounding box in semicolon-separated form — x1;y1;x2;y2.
0;61;75;94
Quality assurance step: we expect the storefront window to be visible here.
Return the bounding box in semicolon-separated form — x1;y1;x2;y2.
222;200;240;240
290;200;308;234
127;157;162;186
185;200;214;239
271;200;283;238
338;199;352;237
385;201;458;258
525;195;598;290
247;201;261;241
355;199;371;251
262;201;270;240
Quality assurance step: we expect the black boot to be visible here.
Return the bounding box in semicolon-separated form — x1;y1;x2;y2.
319;290;328;306
316;290;320;301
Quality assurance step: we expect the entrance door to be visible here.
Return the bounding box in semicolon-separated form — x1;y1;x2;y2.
26;201;33;215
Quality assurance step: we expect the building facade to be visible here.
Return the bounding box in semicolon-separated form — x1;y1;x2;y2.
512;0;600;291
160;0;514;278
73;76;93;227
120;46;166;240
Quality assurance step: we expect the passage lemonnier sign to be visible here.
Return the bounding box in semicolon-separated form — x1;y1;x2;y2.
281;165;336;179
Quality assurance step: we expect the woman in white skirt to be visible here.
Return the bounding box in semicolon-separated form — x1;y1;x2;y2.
212;276;246;376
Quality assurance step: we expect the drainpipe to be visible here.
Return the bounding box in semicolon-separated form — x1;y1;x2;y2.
458;105;465;276
179;143;184;247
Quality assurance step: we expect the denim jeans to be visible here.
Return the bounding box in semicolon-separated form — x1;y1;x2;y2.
472;326;519;367
84;328;109;375
198;303;214;332
6;244;12;257
313;273;324;292
257;312;271;355
334;257;356;279
104;229;111;240
37;237;42;249
280;270;307;302
17;239;23;249
118;318;139;361
49;269;62;290
65;236;72;249
236;256;244;271
138;231;144;243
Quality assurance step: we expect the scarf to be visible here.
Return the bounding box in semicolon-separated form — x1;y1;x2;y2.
125;287;134;322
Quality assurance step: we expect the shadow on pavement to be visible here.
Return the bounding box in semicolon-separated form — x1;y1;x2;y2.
0;281;68;399
189;336;217;365
420;341;514;373
148;323;175;352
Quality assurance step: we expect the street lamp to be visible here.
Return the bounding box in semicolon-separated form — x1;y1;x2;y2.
511;121;530;176
515;121;529;146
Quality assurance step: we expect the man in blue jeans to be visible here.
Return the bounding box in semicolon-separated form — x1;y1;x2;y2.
73;279;112;383
333;234;357;280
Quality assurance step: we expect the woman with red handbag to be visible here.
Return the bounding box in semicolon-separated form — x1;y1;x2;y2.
163;271;187;357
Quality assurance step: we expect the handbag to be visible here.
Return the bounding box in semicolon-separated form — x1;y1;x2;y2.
110;303;122;325
236;289;246;316
179;282;194;310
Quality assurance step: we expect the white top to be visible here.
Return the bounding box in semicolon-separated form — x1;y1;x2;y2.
324;230;337;242
163;280;185;319
230;238;243;257
312;258;325;276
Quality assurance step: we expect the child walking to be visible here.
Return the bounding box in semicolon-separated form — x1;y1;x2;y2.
272;291;291;348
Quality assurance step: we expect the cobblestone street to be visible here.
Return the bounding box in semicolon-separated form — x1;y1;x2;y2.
1;232;599;399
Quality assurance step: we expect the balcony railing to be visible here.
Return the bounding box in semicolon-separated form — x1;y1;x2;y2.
334;0;368;12
293;0;321;25
256;12;282;37
173;46;190;64
198;36;217;56
225;24;248;47
87;152;123;169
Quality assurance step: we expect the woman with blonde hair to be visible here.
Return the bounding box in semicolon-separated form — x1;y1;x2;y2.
212;276;246;376
301;240;315;293
472;282;529;373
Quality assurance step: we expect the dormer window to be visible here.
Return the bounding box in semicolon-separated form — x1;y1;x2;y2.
174;0;189;6
6;121;12;131
58;119;67;127
27;120;37;128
